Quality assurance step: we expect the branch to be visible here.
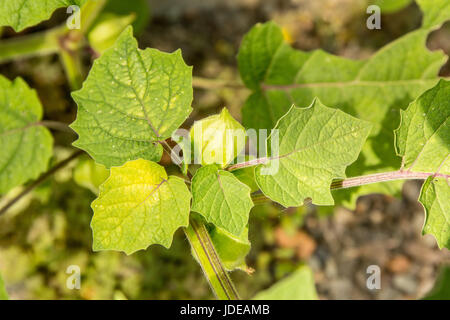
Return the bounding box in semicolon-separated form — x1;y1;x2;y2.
0;150;84;216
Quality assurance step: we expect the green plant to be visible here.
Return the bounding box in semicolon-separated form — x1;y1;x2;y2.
0;0;448;300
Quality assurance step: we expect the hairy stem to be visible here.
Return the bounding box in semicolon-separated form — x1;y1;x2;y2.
192;76;246;90
184;217;240;300
0;150;84;216
0;26;66;63
330;170;448;190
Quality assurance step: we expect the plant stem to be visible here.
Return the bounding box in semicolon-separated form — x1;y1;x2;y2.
330;170;448;190
0;26;66;63
38;120;74;133
192;76;246;90
227;157;269;171
59;47;85;90
184;217;240;300
0;150;84;216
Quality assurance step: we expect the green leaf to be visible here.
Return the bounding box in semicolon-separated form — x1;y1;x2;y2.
209;225;251;271
100;0;150;34
91;159;191;255
0;273;8;300
191;165;253;236
423;265;450;300
255;98;372;207
73;156;109;194
71;26;193;168
417;0;450;29
88;13;136;54
0;0;87;31
395;79;449;174
0;76;53;194
395;80;449;249
238;17;448;205
190;108;246;168
371;0;413;13
232;165;259;193
419;178;449;249
253;265;318;300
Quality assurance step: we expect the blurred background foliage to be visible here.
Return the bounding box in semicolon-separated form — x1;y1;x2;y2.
0;0;449;299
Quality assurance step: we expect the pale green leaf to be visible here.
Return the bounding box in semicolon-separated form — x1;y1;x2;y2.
191;165;254;236
255;99;372;207
0;76;53;194
238;18;448;205
0;273;8;300
419;178;449;249
91;159;191;255
395;79;449;174
209;225;251;271
0;0;87;31
253;265;318;300
71;26;193;168
417;0;450;29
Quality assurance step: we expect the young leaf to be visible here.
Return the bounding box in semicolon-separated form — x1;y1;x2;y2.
73;156;109;194
191;165;253;236
255;98;372;207
395;80;449;249
238;14;449;205
419;178;449;249
395;79;449;174
71;26;193;168
232;165;259;193
209;225;251;271
100;0;150;34
0;76;53;194
91;159;191;255
190;108;246;168
0;0;87;32
253;265;317;300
